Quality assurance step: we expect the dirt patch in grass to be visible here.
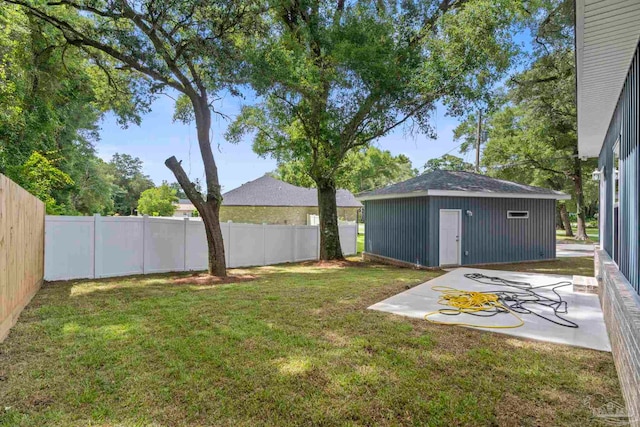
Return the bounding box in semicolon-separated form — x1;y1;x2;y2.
301;259;370;269
171;273;257;286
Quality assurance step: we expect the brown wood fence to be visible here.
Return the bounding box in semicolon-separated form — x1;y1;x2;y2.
0;174;45;342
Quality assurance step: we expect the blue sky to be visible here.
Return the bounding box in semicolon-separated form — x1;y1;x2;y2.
96;31;533;192
96;96;468;192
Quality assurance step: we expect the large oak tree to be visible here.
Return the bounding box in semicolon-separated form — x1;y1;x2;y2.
228;0;526;259
6;0;261;275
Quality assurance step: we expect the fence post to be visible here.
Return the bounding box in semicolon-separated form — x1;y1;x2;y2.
227;220;233;268
93;214;101;279
354;222;358;255
316;225;320;260
183;217;188;272
293;226;298;261
142;215;149;275
262;223;267;266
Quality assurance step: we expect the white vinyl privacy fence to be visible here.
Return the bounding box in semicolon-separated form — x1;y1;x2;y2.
44;215;358;281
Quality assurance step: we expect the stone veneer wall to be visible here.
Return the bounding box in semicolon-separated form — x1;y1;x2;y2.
596;248;640;426
220;206;359;225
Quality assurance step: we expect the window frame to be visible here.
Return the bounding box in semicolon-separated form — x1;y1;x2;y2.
506;210;529;219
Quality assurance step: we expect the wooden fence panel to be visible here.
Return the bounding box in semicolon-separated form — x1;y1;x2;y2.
0;174;45;342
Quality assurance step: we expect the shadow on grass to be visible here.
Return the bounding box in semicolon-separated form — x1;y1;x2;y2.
0;258;619;427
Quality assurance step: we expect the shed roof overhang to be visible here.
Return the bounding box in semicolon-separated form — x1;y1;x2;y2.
357;190;571;202
577;0;640;158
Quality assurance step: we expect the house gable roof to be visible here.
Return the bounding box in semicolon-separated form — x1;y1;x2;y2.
357;170;570;201
222;175;363;207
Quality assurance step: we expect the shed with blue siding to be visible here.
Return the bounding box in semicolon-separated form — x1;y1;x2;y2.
358;171;569;267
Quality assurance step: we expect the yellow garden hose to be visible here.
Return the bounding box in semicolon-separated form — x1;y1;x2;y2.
424;286;524;329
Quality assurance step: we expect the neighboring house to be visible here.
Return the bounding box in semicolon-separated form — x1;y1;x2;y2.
174;199;196;217
220;175;362;225
576;2;640;420
357;170;569;267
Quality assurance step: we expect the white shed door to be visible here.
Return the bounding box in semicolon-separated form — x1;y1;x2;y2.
439;210;461;266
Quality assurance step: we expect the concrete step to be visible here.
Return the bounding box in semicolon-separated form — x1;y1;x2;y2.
573;275;599;294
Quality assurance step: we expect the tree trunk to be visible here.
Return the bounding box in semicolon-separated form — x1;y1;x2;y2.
198;201;227;276
555;203;563;229
559;202;573;237
165;95;227;276
316;177;344;260
571;154;588;241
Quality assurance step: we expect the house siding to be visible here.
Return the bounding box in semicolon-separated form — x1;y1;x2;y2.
363;196;555;267
594;40;640;426
363;198;430;267
427;197;556;266
599;41;640;293
220;206;359;225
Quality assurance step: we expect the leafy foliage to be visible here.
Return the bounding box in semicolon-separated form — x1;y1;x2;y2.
228;0;527;258
6;0;264;274
274;147;417;193
18;152;74;214
137;183;178;217
424;154;475;173
0;4;140;215
469;0;593;238
106;153;154;216
167;179;202;200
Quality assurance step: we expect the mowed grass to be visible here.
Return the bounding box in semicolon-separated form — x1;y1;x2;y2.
556;227;599;244
0;258;620;426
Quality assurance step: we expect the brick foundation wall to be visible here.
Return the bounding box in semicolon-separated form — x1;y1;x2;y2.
596;248;640;425
220;206;358;225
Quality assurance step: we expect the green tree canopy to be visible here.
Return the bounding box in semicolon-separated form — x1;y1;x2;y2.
424;154;475;173
18;152;74;214
167;179;203;200
0;4;141;215
228;0;527;259
137;184;178;217
106;153;154;216
274;147;417;193
476;0;593;238
7;0;262;276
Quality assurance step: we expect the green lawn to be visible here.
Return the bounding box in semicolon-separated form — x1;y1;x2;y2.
0;258;620;426
556;227;599;244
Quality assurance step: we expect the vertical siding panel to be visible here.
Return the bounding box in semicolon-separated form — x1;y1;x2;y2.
365;195;558;267
363;197;430;266
599;41;640;292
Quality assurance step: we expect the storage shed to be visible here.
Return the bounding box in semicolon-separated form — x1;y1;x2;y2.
357;171;570;267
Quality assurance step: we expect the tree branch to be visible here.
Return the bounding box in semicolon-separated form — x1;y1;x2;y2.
6;0;187;93
165;156;205;207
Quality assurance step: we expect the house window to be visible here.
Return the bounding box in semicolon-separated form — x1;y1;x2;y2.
507;211;529;219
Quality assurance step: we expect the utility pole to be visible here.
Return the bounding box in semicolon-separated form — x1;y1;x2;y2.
475;109;482;173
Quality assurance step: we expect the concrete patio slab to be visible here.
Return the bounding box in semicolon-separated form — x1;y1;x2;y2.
556;243;595;258
369;268;611;352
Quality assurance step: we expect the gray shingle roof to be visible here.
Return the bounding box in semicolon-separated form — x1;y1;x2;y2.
357;170;569;200
222;175;362;207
